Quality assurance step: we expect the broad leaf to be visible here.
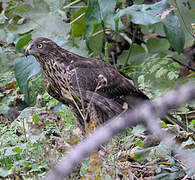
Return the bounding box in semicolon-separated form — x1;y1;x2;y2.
0;168;9;178
163;12;185;54
31;12;70;39
169;0;195;47
85;0;116;51
15;34;31;53
116;0;169;26
146;38;170;54
85;0;101;38
14;56;41;104
7;1;69;39
85;0;116;35
71;8;86;37
118;44;146;65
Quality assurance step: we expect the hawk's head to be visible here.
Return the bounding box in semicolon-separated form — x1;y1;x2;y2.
24;37;58;58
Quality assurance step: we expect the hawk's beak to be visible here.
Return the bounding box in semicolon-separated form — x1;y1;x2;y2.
24;44;31;57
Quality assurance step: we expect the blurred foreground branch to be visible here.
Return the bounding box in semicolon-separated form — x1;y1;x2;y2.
43;83;195;180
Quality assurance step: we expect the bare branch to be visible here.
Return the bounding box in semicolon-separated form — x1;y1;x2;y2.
43;83;195;180
171;57;195;72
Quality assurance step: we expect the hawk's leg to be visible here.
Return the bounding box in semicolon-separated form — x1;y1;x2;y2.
69;105;86;132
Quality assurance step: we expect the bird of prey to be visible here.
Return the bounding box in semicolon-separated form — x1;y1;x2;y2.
24;37;194;133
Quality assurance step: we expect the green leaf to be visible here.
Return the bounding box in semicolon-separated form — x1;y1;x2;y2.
85;0;102;39
88;25;103;56
7;1;70;39
169;0;195;47
7;1;49;34
146;38;170;54
163;12;185;54
0;11;8;24
155;67;167;78
98;0;116;29
15;34;31;53
132;125;146;135
118;44;146;65
85;0;116;35
31;13;70;39
167;71;178;80
132;147;152;162
135;139;143;147
160;121;168;128
14;56;41;104
85;0;116;51
116;0;169;26
71;8;86;37
33;112;40;123
0;168;9;178
137;75;145;84
12;147;23;153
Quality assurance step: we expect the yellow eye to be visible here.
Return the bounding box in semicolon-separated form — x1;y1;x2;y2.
37;43;43;49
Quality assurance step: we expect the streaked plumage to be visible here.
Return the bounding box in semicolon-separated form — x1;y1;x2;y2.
24;37;149;132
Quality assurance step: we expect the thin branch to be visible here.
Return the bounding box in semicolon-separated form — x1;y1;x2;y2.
42;83;195;180
101;21;109;63
63;6;87;9
70;13;85;25
171;57;195;72
63;0;82;9
120;32;132;45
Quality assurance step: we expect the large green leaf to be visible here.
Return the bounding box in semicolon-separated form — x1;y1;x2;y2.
146;38;170;54
31;12;70;39
85;0;117;51
169;0;195;47
71;8;86;37
115;0;169;26
85;0;101;38
163;12;185;54
14;56;41;104
6;1;69;39
15;34;31;53
118;44;146;65
0;168;9;178
98;0;116;29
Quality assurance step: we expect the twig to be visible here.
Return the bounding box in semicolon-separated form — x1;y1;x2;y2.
42;83;195;180
70;13;85;25
171;57;195;72
101;21;109;63
63;6;87;9
173;0;195;39
22;118;28;142
63;0;82;9
120;33;132;45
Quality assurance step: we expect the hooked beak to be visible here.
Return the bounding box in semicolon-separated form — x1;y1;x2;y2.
24;44;31;57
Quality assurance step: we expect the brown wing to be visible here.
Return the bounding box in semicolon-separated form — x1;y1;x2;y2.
66;57;149;101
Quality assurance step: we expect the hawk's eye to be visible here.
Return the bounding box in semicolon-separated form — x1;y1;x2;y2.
37;43;43;49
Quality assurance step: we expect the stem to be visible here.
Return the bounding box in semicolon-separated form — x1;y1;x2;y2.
22;118;27;142
171;57;195;72
63;0;82;9
122;25;139;69
101;20;109;63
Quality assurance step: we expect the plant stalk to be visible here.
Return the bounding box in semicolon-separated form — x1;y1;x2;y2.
122;25;139;69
